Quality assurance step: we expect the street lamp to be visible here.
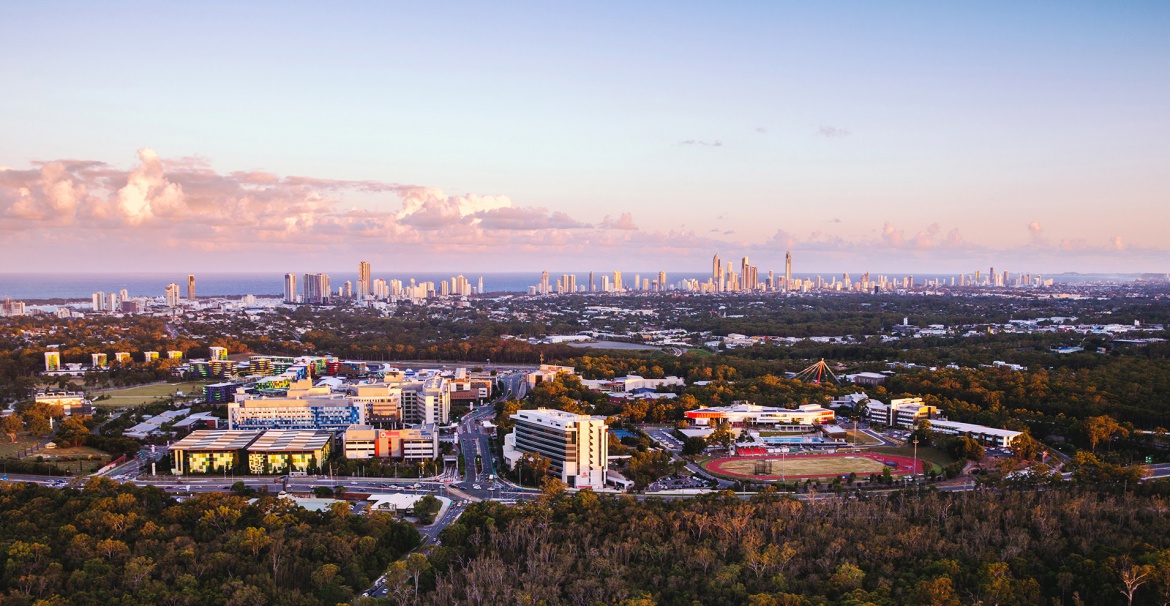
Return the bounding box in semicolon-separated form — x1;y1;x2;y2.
912;437;919;484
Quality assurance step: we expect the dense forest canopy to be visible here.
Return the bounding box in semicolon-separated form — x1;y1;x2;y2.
0;479;420;606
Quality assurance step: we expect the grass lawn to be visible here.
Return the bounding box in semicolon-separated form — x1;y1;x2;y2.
843;430;884;446
40;446;110;459
0;435;41;458
712;456;889;478
92;381;212;407
871;445;956;471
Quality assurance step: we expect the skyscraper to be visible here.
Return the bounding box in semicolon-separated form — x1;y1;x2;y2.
589;271;595;292
785;251;792;291
712;254;722;291
187;274;196;301
284;273;297;303
358;261;371;296
302;273;331;304
478;276;483;294
165;283;181;307
541;270;550;294
613;270;622;292
658;270;667;291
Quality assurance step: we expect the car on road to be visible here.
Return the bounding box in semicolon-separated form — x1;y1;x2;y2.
472;484;482;490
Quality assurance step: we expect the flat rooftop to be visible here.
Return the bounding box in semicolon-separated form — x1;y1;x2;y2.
172;430;262;451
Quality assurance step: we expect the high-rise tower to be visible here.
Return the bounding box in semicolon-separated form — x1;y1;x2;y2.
284;273;297;303
785;251;792;291
187;275;196;301
358;261;371;296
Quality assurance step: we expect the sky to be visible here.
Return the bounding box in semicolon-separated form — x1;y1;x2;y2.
1;2;1168;275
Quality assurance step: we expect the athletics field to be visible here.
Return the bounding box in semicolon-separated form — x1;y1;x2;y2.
704;452;925;481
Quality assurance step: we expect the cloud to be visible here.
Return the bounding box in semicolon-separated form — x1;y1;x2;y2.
678;139;723;147
1027;221;1045;245
1111;236;1125;251
818;126;851;138
599;213;638;230
828;218;842;224
755;127;767;134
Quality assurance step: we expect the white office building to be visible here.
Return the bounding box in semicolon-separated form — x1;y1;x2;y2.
503;408;608;489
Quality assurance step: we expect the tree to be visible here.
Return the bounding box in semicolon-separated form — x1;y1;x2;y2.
1115;557;1153;606
405;552;430;596
22;411;51;437
1;413;22;443
1084;415;1128;452
413;494;441;524
708;422;735;450
947;436;984;461
54;416;90;448
910;419;934;447
1011;431;1043;461
681;436;707;456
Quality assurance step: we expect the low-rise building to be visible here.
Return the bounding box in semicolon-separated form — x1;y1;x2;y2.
525;364;575;388
246;430;333;474
171;430;262;475
34;391;93;416
684;402;835;426
342;424;439;461
931;419;1022;448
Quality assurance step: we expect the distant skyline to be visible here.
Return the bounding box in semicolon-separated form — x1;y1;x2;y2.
1;2;1168;273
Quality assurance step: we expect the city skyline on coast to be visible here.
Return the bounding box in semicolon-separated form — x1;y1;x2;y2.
1;3;1168;273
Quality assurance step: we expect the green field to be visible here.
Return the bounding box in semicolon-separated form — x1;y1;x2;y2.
93;382;211;407
0;435;41;458
871;445;956;471
711;456;888;478
843;430;884;446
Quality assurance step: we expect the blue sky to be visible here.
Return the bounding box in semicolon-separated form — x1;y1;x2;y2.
1;2;1168;273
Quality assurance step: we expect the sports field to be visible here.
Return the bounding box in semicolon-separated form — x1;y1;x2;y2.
705;452;924;480
93;382;210;407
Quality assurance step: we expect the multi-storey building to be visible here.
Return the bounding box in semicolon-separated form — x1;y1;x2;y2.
284;273;297;303
342;424;439;461
246;430;333;474
503;408;608;489
684;402;835;426
866;397;938;428
165;283;181;307
398;377;450;425
170;430;262;475
228;394;364;431
349;383;402;425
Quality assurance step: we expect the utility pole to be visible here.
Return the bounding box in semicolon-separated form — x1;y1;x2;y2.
912;437;919;484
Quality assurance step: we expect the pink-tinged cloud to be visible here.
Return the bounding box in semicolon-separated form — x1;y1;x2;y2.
1;149;1164;273
599;213;638;230
1027;221;1045;245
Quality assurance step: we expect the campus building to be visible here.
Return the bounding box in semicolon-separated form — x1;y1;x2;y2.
348;383;402;425
866;397;939;428
246;430;333;474
525;364;575;389
170;430;262;475
502;408;608;489
930;420;1022;448
397;377;450;425
34;391;93;416
684;402;835;426
228;393;364;431
342;425;440;461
